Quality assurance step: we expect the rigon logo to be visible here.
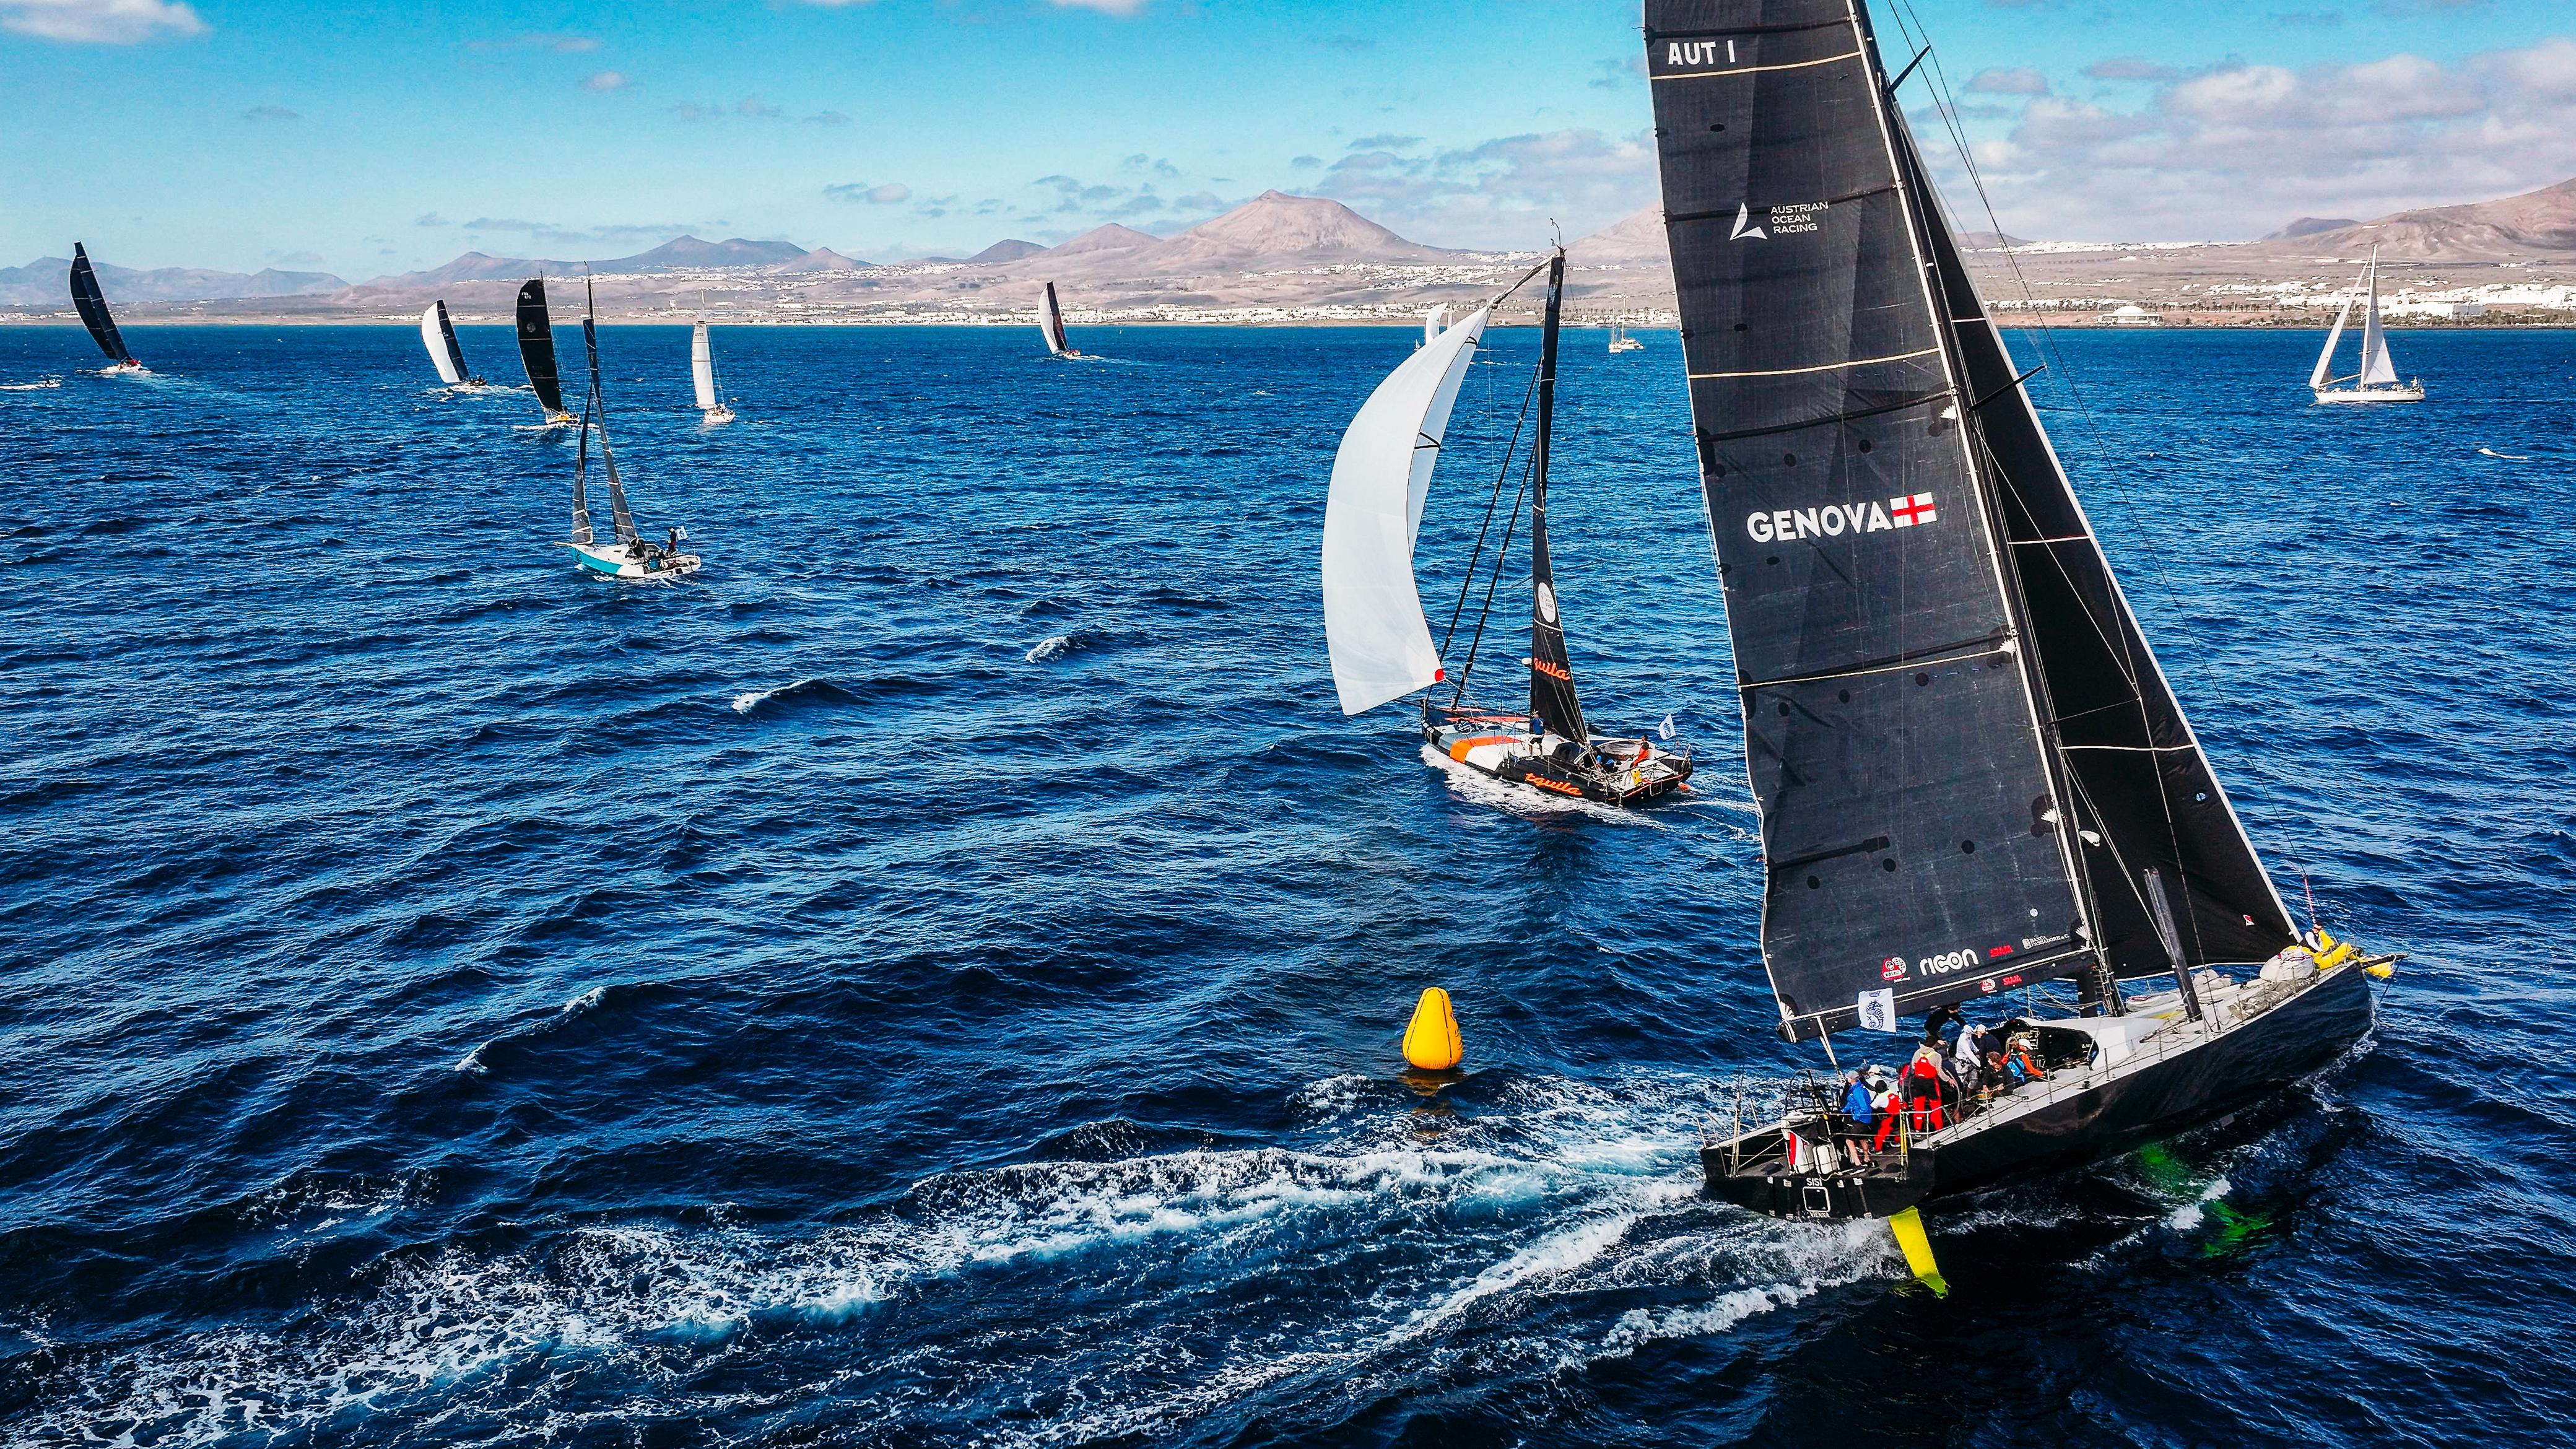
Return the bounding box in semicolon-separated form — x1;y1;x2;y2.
1746;493;1936;542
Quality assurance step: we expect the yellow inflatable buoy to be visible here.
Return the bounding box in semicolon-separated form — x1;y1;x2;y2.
1402;987;1463;1071
1889;1207;1949;1298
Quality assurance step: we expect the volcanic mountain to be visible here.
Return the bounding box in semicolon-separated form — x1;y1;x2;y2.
0;258;344;305
2252;176;2576;259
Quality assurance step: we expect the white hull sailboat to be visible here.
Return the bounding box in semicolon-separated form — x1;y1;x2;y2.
2310;248;2423;404
1607;324;1644;354
1037;282;1084;359
420;300;487;391
690;320;735;424
556;277;702;581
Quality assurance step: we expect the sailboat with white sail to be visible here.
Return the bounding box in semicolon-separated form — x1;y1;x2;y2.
690;321;736;424
419;300;487;391
67;244;144;374
556;277;702;581
1642;0;2396;1255
1036;282;1084;359
1607;324;1644;354
2310;248;2424;403
1323;252;1694;808
515;279;577;426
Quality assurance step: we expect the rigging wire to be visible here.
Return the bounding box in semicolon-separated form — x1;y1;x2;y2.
1452;445;1536;711
1885;0;2281;955
1439;359;1543;660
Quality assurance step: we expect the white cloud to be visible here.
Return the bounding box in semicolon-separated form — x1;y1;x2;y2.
580;70;627;92
1046;0;1149;12
825;182;912;204
1944;38;2576;240
241;104;300;122
0;0;203;43
1318;127;1656;248
1965;66;2049;96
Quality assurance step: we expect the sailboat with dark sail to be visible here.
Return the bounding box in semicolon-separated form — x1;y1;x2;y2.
419;300;487;391
556;278;702;581
1643;0;2395;1251
515;279;575;426
67;244;143;374
1323;252;1694;808
1036;282;1084;359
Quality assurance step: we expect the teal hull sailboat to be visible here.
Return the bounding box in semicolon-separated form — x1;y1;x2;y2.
556;277;702;581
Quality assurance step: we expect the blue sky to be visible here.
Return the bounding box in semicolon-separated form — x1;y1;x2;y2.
5;0;2570;278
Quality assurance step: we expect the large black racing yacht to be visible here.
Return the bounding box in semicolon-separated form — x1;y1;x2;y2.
1641;0;2394;1231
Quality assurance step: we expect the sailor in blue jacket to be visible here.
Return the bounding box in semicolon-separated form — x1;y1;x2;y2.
1842;1071;1876;1127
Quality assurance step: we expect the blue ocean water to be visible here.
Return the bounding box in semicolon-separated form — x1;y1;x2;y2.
0;321;2570;1447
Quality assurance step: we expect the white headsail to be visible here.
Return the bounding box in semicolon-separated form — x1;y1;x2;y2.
1424;305;1451;343
1321;306;1491;715
2308;291;2353;389
420;302;464;385
2357;250;2398;386
691;321;718;411
1038;282;1070;356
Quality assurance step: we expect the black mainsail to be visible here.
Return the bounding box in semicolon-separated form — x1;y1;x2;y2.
516;279;568;417
1646;0;2297;1038
1525;254;1589;746
68;243;134;365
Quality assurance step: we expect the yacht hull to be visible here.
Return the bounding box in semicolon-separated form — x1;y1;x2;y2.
1701;964;2374;1221
1424;717;1693;807
559;540;702;580
2313;386;2424;403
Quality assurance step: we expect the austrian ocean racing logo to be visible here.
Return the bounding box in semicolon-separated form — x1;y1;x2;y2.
1747;493;1936;543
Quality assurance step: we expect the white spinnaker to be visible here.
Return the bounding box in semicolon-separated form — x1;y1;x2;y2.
1038;284;1068;355
2357;253;2398;386
1424;305;1450;343
420;303;463;385
2308;292;2354;389
691;322;718;410
1321;306;1490;716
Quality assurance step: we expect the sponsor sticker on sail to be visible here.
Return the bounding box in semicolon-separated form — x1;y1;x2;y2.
1746;494;1934;542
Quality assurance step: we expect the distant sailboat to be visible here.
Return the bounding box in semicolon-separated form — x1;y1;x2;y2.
419;300;486;390
515;279;575;425
1037;282;1083;358
1607;323;1644;354
1323;249;1695;808
690;321;735;423
67;243;142;373
2310;248;2424;403
557;277;702;580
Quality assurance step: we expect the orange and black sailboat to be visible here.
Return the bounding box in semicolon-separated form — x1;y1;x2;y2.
1321;250;1693;809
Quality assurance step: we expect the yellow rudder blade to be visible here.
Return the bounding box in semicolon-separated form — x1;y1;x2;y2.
1889;1208;1949;1298
1402;988;1463;1071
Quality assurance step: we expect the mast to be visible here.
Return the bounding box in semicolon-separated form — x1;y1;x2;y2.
581;277;638;544
1526;251;1588;744
67;243;134;365
1644;0;2097;1039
